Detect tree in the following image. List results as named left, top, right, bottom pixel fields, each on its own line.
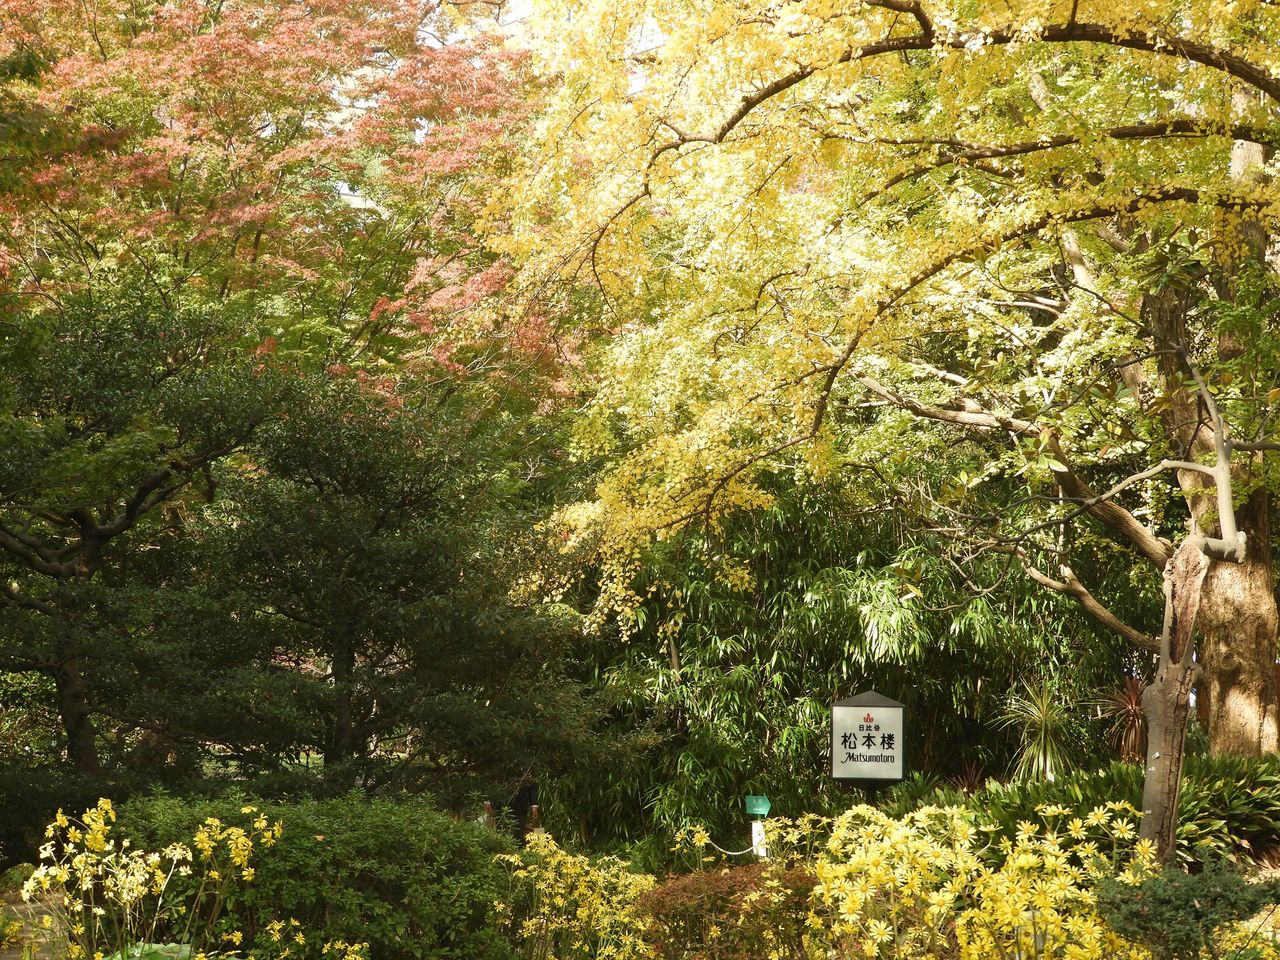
left=0, top=0, right=538, bottom=776
left=508, top=0, right=1280, bottom=859
left=182, top=374, right=597, bottom=799
left=0, top=288, right=292, bottom=775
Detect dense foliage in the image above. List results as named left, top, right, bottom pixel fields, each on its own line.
left=880, top=753, right=1280, bottom=865
left=1097, top=861, right=1280, bottom=960
left=500, top=804, right=1280, bottom=960
left=548, top=476, right=1136, bottom=854
left=3, top=0, right=1280, bottom=894
left=0, top=0, right=590, bottom=822
left=116, top=794, right=515, bottom=960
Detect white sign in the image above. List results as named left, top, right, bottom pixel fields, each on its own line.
left=832, top=693, right=905, bottom=781
left=750, top=820, right=768, bottom=859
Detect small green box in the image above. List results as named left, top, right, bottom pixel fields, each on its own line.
left=744, top=794, right=771, bottom=817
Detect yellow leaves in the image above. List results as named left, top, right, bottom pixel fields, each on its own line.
left=506, top=0, right=1280, bottom=630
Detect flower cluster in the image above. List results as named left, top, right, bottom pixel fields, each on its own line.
left=22, top=800, right=289, bottom=960
left=497, top=832, right=655, bottom=960
left=956, top=804, right=1154, bottom=960
left=808, top=805, right=984, bottom=959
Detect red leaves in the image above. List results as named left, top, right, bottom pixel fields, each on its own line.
left=0, top=0, right=575, bottom=410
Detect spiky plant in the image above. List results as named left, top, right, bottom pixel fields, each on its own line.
left=1097, top=675, right=1147, bottom=763
left=996, top=679, right=1074, bottom=782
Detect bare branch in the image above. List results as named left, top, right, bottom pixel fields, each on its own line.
left=1181, top=354, right=1247, bottom=562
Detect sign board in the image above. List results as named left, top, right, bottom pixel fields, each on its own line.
left=831, top=691, right=905, bottom=782
left=744, top=794, right=771, bottom=817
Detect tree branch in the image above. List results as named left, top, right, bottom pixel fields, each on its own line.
left=991, top=545, right=1157, bottom=651
left=851, top=120, right=1278, bottom=207
left=0, top=580, right=57, bottom=617
left=650, top=13, right=1280, bottom=163
left=854, top=373, right=1173, bottom=566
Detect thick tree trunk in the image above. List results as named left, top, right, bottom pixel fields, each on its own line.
left=52, top=647, right=104, bottom=779
left=1196, top=95, right=1279, bottom=755
left=1197, top=490, right=1280, bottom=755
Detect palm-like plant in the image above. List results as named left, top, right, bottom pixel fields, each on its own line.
left=1097, top=675, right=1147, bottom=763
left=996, top=679, right=1073, bottom=782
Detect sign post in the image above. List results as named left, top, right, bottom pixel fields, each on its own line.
left=831, top=691, right=906, bottom=799
left=744, top=794, right=770, bottom=859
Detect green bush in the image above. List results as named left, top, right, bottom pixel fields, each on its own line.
left=637, top=862, right=816, bottom=960
left=1176, top=755, right=1280, bottom=862
left=117, top=793, right=516, bottom=960
left=1096, top=860, right=1280, bottom=960
left=879, top=771, right=965, bottom=818
left=0, top=766, right=108, bottom=867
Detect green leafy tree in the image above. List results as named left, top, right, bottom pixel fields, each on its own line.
left=176, top=377, right=598, bottom=799
left=0, top=289, right=293, bottom=775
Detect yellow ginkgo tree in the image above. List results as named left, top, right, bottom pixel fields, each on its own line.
left=504, top=0, right=1280, bottom=860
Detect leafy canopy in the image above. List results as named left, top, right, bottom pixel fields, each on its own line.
left=506, top=0, right=1280, bottom=624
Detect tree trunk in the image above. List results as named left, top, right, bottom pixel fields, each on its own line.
left=1195, top=90, right=1278, bottom=755
left=327, top=637, right=356, bottom=769
left=52, top=646, right=104, bottom=779
left=1197, top=489, right=1280, bottom=755
left=1140, top=657, right=1194, bottom=861
left=1139, top=542, right=1210, bottom=863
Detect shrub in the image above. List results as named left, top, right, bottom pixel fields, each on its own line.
left=117, top=793, right=515, bottom=960
left=497, top=832, right=654, bottom=960
left=0, top=766, right=107, bottom=867
left=955, top=816, right=1153, bottom=960
left=637, top=861, right=816, bottom=960
left=22, top=798, right=323, bottom=960
left=807, top=805, right=982, bottom=959
left=887, top=754, right=1280, bottom=865
left=500, top=802, right=1280, bottom=960
left=1096, top=860, right=1280, bottom=960
left=1176, top=756, right=1280, bottom=863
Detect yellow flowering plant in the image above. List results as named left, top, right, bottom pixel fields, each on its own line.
left=956, top=825, right=1154, bottom=960
left=496, top=832, right=655, bottom=960
left=493, top=804, right=1277, bottom=960
left=21, top=799, right=299, bottom=960
left=0, top=913, right=23, bottom=950
left=805, top=805, right=984, bottom=960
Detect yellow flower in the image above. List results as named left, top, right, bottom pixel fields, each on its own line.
left=1110, top=819, right=1136, bottom=841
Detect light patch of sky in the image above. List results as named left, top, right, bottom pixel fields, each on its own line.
left=626, top=17, right=666, bottom=94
